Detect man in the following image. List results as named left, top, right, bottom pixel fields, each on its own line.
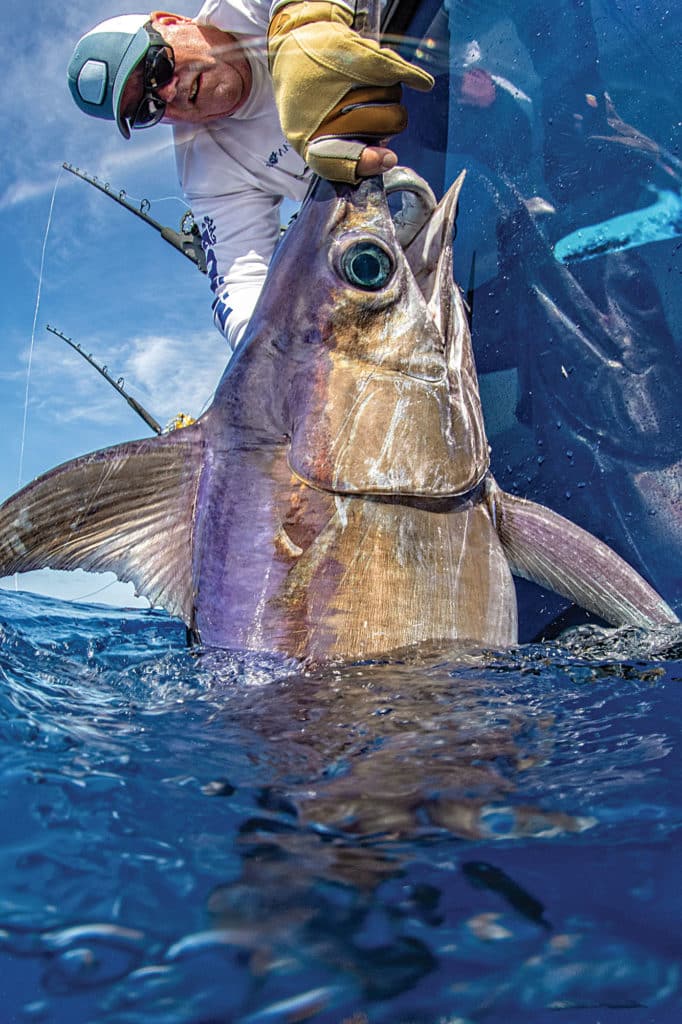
left=67, top=2, right=433, bottom=351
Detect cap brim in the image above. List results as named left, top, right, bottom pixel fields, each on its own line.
left=112, top=25, right=151, bottom=139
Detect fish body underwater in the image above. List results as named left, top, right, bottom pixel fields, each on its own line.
left=0, top=173, right=676, bottom=662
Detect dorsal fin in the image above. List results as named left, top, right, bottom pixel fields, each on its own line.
left=0, top=426, right=205, bottom=622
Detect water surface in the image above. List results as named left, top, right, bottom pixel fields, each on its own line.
left=1, top=590, right=680, bottom=1023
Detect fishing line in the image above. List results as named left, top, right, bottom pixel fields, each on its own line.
left=121, top=192, right=188, bottom=209
left=14, top=166, right=63, bottom=593
left=17, top=165, right=63, bottom=490
left=73, top=577, right=131, bottom=603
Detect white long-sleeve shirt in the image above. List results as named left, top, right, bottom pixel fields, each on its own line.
left=174, top=0, right=355, bottom=351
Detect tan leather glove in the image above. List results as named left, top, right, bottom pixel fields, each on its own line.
left=268, top=1, right=434, bottom=184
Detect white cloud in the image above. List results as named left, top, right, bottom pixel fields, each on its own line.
left=124, top=330, right=229, bottom=421
left=0, top=0, right=194, bottom=215
left=0, top=133, right=179, bottom=212
left=0, top=368, right=26, bottom=383
left=19, top=326, right=228, bottom=431
left=0, top=179, right=60, bottom=210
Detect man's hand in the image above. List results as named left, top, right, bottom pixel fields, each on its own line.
left=357, top=146, right=398, bottom=176
left=267, top=1, right=433, bottom=184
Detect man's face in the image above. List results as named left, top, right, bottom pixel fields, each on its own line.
left=122, top=12, right=252, bottom=126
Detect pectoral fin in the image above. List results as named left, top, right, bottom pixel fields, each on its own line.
left=0, top=426, right=205, bottom=622
left=488, top=481, right=678, bottom=627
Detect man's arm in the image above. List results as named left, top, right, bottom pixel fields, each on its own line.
left=189, top=188, right=284, bottom=352
left=267, top=1, right=434, bottom=183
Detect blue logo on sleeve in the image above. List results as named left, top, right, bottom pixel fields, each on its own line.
left=201, top=215, right=232, bottom=337
left=265, top=141, right=291, bottom=168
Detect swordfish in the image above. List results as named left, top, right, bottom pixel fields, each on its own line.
left=0, top=174, right=676, bottom=661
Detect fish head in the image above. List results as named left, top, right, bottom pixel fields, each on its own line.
left=227, top=172, right=489, bottom=498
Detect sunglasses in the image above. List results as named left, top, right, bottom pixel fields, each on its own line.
left=127, top=25, right=175, bottom=131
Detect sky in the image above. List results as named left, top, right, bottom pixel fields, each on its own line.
left=0, top=0, right=235, bottom=606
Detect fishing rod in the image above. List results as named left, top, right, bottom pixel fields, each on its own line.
left=353, top=0, right=382, bottom=39
left=62, top=162, right=207, bottom=274
left=46, top=324, right=163, bottom=436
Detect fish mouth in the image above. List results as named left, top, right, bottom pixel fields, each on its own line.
left=287, top=458, right=490, bottom=501
left=288, top=465, right=489, bottom=504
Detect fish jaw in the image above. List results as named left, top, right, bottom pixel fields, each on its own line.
left=287, top=359, right=489, bottom=498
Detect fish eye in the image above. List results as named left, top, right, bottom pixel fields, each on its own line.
left=341, top=242, right=393, bottom=291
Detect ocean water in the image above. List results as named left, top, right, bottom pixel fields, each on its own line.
left=1, top=588, right=681, bottom=1023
